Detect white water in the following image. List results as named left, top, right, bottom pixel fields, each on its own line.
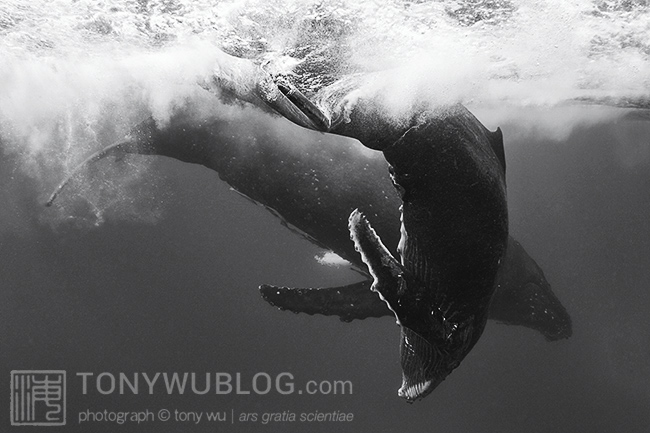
left=0, top=0, right=648, bottom=222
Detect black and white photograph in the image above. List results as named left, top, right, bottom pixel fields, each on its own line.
left=1, top=1, right=649, bottom=431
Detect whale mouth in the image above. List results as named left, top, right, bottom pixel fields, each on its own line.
left=397, top=326, right=445, bottom=402
left=398, top=379, right=433, bottom=402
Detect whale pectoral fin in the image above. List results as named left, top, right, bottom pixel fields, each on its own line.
left=271, top=77, right=331, bottom=131
left=259, top=280, right=392, bottom=322
left=348, top=209, right=441, bottom=401
left=348, top=209, right=405, bottom=321
left=490, top=237, right=572, bottom=341
left=45, top=117, right=159, bottom=207
left=45, top=140, right=131, bottom=207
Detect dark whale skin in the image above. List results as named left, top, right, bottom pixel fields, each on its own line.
left=46, top=99, right=570, bottom=343
left=328, top=102, right=509, bottom=401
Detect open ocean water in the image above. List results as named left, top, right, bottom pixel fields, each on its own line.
left=1, top=1, right=649, bottom=432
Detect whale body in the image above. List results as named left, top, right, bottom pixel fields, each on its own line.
left=318, top=99, right=508, bottom=401
left=46, top=95, right=571, bottom=345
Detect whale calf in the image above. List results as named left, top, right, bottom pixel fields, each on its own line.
left=293, top=95, right=509, bottom=400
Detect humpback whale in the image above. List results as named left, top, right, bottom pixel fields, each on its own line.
left=45, top=60, right=570, bottom=351
left=300, top=96, right=508, bottom=401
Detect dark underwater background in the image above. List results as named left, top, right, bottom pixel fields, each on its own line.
left=2, top=105, right=650, bottom=433
left=1, top=1, right=650, bottom=432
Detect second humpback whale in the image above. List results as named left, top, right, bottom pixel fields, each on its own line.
left=44, top=57, right=571, bottom=396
